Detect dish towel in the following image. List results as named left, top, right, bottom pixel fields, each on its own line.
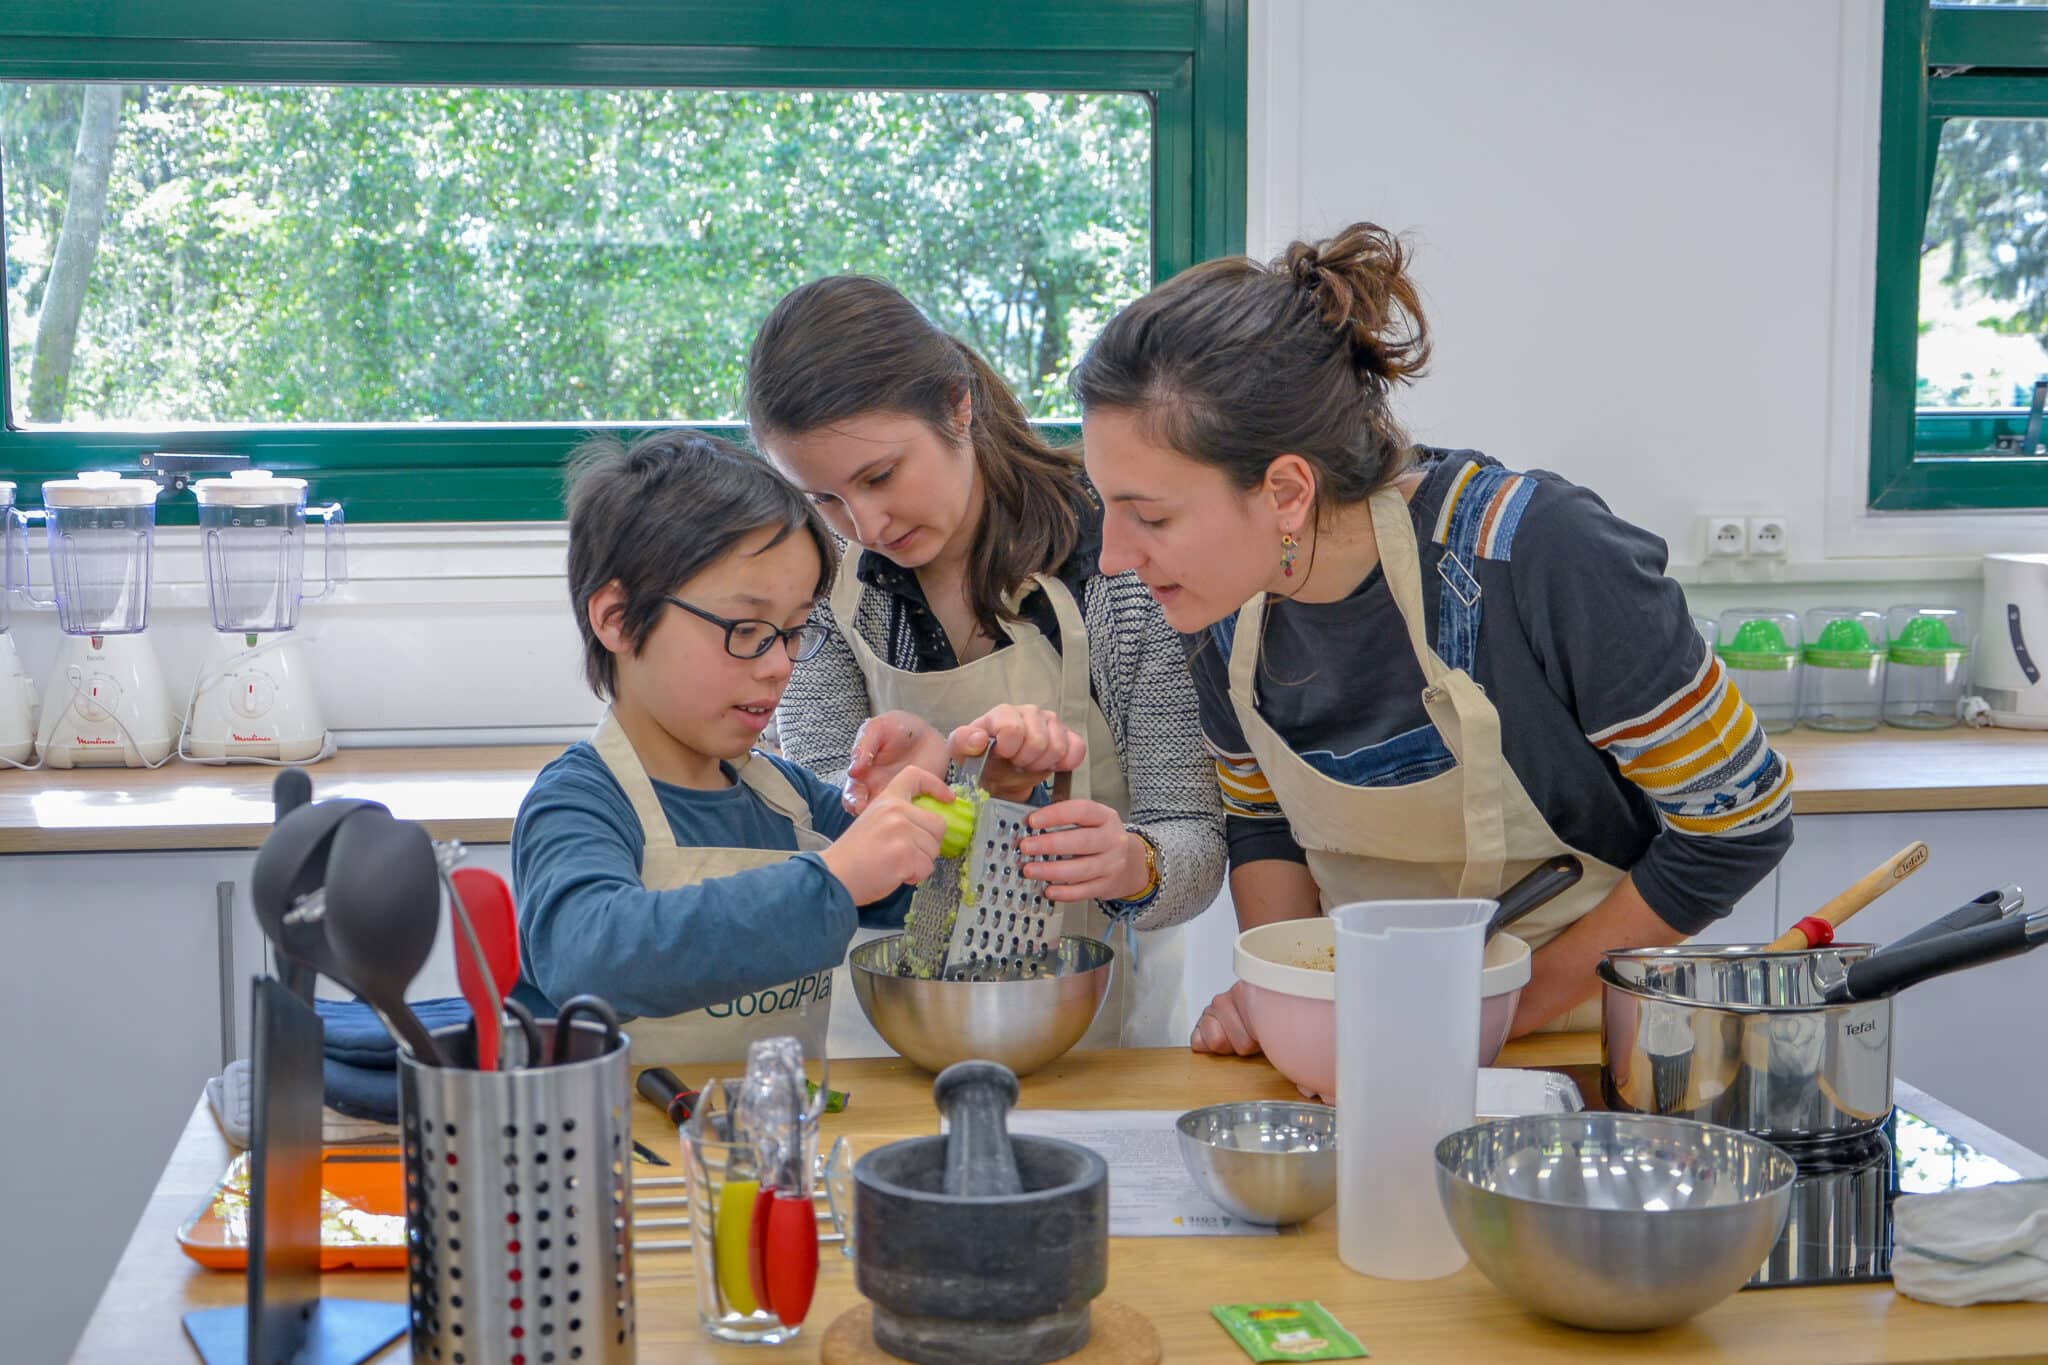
left=1893, top=1178, right=2048, bottom=1307
left=205, top=996, right=473, bottom=1146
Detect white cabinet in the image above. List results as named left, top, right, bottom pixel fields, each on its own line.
left=1775, top=810, right=2048, bottom=1156
left=0, top=840, right=512, bottom=1365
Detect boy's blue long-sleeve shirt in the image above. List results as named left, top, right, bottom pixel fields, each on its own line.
left=511, top=742, right=911, bottom=1019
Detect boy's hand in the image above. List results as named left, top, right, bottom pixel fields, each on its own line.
left=819, top=766, right=953, bottom=904
left=842, top=710, right=947, bottom=814
left=948, top=704, right=1086, bottom=802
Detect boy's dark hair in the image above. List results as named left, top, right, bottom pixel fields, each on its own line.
left=564, top=428, right=837, bottom=700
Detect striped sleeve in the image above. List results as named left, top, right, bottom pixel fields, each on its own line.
left=1588, top=652, right=1794, bottom=838
left=1207, top=739, right=1284, bottom=820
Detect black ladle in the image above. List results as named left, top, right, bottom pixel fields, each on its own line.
left=1485, top=854, right=1585, bottom=942
left=249, top=794, right=387, bottom=1000
left=322, top=806, right=446, bottom=1065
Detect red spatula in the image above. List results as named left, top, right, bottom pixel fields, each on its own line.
left=450, top=868, right=521, bottom=1070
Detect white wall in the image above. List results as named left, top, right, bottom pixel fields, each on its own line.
left=0, top=0, right=2025, bottom=737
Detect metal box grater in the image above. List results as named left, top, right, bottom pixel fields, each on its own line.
left=901, top=794, right=1064, bottom=980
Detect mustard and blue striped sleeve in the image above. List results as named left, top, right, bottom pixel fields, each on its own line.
left=1509, top=480, right=1793, bottom=932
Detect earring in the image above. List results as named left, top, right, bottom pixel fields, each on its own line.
left=1280, top=530, right=1298, bottom=578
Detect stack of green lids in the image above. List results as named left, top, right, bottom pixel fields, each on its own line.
left=1805, top=617, right=1882, bottom=670
left=1890, top=615, right=1968, bottom=667
left=1717, top=618, right=1799, bottom=671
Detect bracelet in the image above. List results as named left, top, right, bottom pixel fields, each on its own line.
left=1105, top=827, right=1162, bottom=911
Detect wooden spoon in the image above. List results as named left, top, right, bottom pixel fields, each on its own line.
left=1765, top=840, right=1930, bottom=951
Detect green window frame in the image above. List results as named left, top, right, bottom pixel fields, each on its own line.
left=0, top=1, right=1247, bottom=522
left=1872, top=0, right=2048, bottom=510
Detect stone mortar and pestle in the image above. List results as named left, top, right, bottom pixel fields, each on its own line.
left=851, top=1061, right=1109, bottom=1365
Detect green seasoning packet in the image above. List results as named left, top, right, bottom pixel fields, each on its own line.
left=1212, top=1302, right=1368, bottom=1361
left=805, top=1078, right=848, bottom=1113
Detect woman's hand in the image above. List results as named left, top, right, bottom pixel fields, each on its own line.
left=1190, top=982, right=1261, bottom=1056
left=948, top=703, right=1086, bottom=802
left=1018, top=800, right=1152, bottom=903
left=841, top=710, right=947, bottom=814
left=818, top=766, right=954, bottom=904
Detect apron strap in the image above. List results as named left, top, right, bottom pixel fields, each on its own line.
left=1029, top=572, right=1094, bottom=806
left=732, top=752, right=832, bottom=852
left=592, top=709, right=681, bottom=857
left=1370, top=486, right=1507, bottom=897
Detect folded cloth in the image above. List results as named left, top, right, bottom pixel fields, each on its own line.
left=316, top=997, right=472, bottom=1070
left=207, top=1058, right=402, bottom=1149
left=1478, top=1067, right=1584, bottom=1118
left=1893, top=1178, right=2048, bottom=1307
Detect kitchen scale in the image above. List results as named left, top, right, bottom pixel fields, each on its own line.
left=1745, top=1106, right=2023, bottom=1289
left=181, top=469, right=345, bottom=763
left=30, top=470, right=175, bottom=768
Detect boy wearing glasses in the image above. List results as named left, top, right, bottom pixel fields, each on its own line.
left=514, top=430, right=1073, bottom=1066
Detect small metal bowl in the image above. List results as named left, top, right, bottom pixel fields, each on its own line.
left=1175, top=1101, right=1338, bottom=1226
left=1435, top=1112, right=1795, bottom=1331
left=847, top=934, right=1113, bottom=1077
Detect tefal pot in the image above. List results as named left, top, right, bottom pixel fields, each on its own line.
left=1600, top=906, right=2048, bottom=1145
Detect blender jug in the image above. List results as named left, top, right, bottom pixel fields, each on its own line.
left=194, top=470, right=346, bottom=632
left=35, top=471, right=160, bottom=635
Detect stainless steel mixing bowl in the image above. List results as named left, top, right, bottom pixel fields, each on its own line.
left=1175, top=1101, right=1337, bottom=1226
left=1435, top=1112, right=1795, bottom=1331
left=847, top=934, right=1113, bottom=1076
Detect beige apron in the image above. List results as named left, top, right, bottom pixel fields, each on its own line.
left=591, top=712, right=838, bottom=1066
left=827, top=561, right=1187, bottom=1049
left=1224, top=487, right=1625, bottom=1034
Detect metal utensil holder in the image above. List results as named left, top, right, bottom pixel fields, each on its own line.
left=399, top=1019, right=635, bottom=1365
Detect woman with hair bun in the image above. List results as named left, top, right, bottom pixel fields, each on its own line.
left=1072, top=223, right=1793, bottom=1070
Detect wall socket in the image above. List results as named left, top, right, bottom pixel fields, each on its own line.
left=1704, top=515, right=1748, bottom=558
left=1747, top=515, right=1789, bottom=557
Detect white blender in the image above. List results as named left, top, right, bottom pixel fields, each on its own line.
left=182, top=469, right=345, bottom=763
left=0, top=482, right=37, bottom=765
left=31, top=470, right=175, bottom=767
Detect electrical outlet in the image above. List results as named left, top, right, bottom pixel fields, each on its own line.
left=1747, top=515, right=1788, bottom=557
left=1704, top=516, right=1748, bottom=559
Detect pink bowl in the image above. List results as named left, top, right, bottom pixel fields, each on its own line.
left=1232, top=919, right=1532, bottom=1100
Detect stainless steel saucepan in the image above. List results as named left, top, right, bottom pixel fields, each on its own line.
left=1599, top=899, right=2048, bottom=1144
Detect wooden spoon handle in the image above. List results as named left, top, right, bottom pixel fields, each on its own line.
left=1767, top=840, right=1930, bottom=951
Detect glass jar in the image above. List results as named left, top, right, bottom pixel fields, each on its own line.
left=1883, top=606, right=1970, bottom=729
left=1800, top=608, right=1885, bottom=731
left=1692, top=614, right=1717, bottom=648
left=1717, top=609, right=1801, bottom=733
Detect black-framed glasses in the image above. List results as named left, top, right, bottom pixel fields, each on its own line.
left=663, top=595, right=828, bottom=662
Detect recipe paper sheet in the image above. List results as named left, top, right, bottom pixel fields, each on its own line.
left=999, top=1110, right=1281, bottom=1238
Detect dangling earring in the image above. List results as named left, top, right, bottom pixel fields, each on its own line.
left=1280, top=530, right=1298, bottom=578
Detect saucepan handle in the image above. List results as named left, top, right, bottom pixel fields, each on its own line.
left=1829, top=911, right=2044, bottom=1003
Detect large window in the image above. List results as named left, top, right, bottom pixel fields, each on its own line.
left=1872, top=0, right=2048, bottom=509
left=0, top=3, right=1246, bottom=521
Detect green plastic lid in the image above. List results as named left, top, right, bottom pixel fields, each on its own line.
left=1717, top=617, right=1799, bottom=671
left=1804, top=617, right=1881, bottom=669
left=1890, top=615, right=1968, bottom=666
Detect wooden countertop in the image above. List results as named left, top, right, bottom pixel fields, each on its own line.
left=8, top=726, right=2048, bottom=855
left=69, top=1039, right=2048, bottom=1364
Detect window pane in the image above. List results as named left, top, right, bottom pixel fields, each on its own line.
left=1, top=83, right=1151, bottom=428
left=1919, top=116, right=2048, bottom=412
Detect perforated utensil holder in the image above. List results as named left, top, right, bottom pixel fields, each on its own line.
left=399, top=1019, right=635, bottom=1365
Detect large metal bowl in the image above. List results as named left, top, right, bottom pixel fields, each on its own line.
left=1175, top=1101, right=1337, bottom=1226
left=1435, top=1112, right=1795, bottom=1331
left=847, top=934, right=1114, bottom=1076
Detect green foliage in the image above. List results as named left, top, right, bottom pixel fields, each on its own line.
left=1923, top=115, right=2048, bottom=353
left=2, top=82, right=1150, bottom=424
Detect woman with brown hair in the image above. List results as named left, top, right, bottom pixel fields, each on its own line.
left=745, top=275, right=1225, bottom=1050
left=1070, top=223, right=1794, bottom=1070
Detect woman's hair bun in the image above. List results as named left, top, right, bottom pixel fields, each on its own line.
left=1280, top=223, right=1430, bottom=387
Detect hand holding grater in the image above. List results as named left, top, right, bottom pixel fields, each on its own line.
left=900, top=746, right=1070, bottom=980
